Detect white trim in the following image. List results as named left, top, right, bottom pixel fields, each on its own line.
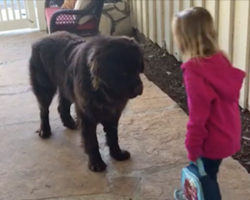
left=0, top=19, right=35, bottom=31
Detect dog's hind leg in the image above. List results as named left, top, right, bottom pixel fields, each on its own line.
left=29, top=52, right=56, bottom=139
left=31, top=77, right=56, bottom=139
left=58, top=92, right=77, bottom=130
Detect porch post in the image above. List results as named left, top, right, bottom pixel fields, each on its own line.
left=36, top=0, right=46, bottom=30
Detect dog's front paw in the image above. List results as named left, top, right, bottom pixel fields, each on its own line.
left=110, top=150, right=131, bottom=161
left=63, top=119, right=77, bottom=130
left=36, top=129, right=52, bottom=139
left=88, top=160, right=107, bottom=172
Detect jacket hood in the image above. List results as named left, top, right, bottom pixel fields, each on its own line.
left=181, top=52, right=246, bottom=102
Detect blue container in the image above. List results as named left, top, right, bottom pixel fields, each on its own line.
left=180, top=158, right=221, bottom=200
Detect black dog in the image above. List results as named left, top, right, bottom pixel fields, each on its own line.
left=29, top=31, right=144, bottom=172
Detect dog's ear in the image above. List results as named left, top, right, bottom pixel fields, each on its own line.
left=119, top=36, right=144, bottom=73
left=87, top=47, right=108, bottom=90
left=123, top=37, right=144, bottom=73
left=88, top=48, right=103, bottom=78
left=140, top=57, right=145, bottom=73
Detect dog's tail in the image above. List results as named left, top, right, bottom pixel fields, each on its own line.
left=29, top=44, right=44, bottom=87
left=29, top=44, right=56, bottom=105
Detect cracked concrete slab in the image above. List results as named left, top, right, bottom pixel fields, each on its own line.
left=0, top=30, right=250, bottom=200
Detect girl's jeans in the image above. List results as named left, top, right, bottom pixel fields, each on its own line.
left=201, top=157, right=223, bottom=200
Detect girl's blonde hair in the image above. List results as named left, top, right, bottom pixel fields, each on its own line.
left=172, top=7, right=220, bottom=61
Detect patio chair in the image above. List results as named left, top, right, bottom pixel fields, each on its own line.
left=44, top=0, right=105, bottom=36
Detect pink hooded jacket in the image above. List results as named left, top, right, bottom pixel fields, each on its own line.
left=181, top=52, right=245, bottom=161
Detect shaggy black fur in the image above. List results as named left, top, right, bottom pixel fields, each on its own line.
left=29, top=31, right=144, bottom=172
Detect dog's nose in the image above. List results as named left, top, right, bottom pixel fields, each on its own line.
left=134, top=83, right=143, bottom=96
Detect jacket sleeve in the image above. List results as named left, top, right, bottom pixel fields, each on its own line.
left=183, top=69, right=213, bottom=161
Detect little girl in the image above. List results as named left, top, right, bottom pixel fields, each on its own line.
left=171, top=7, right=245, bottom=200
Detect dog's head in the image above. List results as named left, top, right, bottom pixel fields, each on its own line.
left=87, top=36, right=144, bottom=99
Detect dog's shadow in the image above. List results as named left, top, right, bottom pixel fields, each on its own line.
left=44, top=125, right=134, bottom=175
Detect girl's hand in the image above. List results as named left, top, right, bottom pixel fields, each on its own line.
left=187, top=152, right=198, bottom=163
left=190, top=160, right=197, bottom=165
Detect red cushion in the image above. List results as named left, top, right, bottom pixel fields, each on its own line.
left=45, top=7, right=61, bottom=28
left=45, top=7, right=97, bottom=31
left=78, top=18, right=97, bottom=30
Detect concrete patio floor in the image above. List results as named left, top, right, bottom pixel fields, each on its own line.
left=1, top=30, right=250, bottom=200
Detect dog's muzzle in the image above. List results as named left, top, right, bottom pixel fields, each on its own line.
left=135, top=83, right=143, bottom=95
left=130, top=83, right=143, bottom=98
